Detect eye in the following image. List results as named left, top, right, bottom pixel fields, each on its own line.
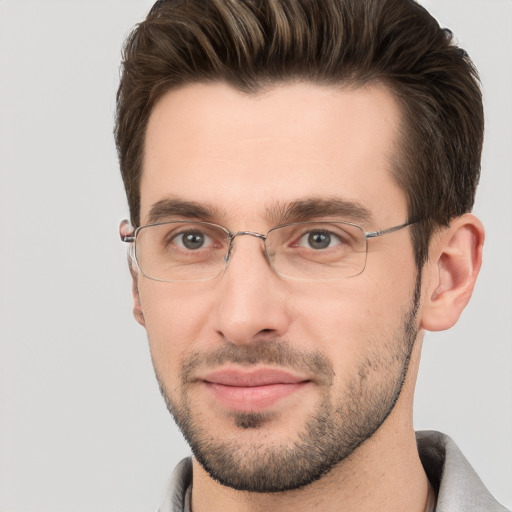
left=298, top=230, right=342, bottom=250
left=172, top=230, right=213, bottom=250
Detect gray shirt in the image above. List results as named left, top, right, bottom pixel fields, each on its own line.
left=157, top=431, right=510, bottom=512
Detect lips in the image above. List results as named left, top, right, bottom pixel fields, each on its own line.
left=200, top=368, right=311, bottom=412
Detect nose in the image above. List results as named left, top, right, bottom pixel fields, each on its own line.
left=213, top=234, right=291, bottom=345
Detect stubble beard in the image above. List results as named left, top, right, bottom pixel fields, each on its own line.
left=154, top=281, right=421, bottom=493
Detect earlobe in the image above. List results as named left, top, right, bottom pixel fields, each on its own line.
left=420, top=214, right=484, bottom=332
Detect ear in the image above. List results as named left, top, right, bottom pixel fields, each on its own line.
left=420, top=214, right=484, bottom=331
left=130, top=268, right=146, bottom=327
left=120, top=220, right=146, bottom=327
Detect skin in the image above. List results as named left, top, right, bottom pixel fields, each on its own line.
left=122, top=82, right=484, bottom=511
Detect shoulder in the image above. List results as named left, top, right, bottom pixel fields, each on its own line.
left=157, top=457, right=193, bottom=512
left=416, top=431, right=510, bottom=512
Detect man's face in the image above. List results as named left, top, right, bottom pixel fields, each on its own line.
left=136, top=82, right=421, bottom=492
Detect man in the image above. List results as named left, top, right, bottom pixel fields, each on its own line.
left=115, top=0, right=509, bottom=510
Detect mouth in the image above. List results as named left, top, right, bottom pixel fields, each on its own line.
left=200, top=367, right=312, bottom=412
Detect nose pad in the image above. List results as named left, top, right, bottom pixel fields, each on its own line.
left=223, top=231, right=269, bottom=268
left=224, top=237, right=235, bottom=264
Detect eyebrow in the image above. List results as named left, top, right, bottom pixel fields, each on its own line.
left=268, top=197, right=375, bottom=226
left=146, top=198, right=220, bottom=225
left=145, top=196, right=374, bottom=227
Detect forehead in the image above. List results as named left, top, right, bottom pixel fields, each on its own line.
left=141, top=82, right=407, bottom=227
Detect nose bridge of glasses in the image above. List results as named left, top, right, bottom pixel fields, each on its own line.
left=225, top=230, right=268, bottom=263
left=232, top=230, right=267, bottom=241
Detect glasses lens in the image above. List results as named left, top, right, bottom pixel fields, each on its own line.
left=266, top=222, right=367, bottom=279
left=135, top=222, right=230, bottom=281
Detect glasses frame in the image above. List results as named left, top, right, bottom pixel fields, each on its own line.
left=121, top=219, right=419, bottom=282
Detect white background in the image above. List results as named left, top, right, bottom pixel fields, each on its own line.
left=0, top=1, right=510, bottom=510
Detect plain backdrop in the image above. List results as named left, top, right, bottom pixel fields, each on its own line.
left=0, top=1, right=510, bottom=511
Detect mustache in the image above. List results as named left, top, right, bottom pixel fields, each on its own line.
left=180, top=340, right=335, bottom=385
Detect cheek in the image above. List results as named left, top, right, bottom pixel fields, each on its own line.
left=289, top=272, right=416, bottom=368
left=138, top=282, right=213, bottom=377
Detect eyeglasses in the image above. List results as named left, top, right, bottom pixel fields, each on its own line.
left=121, top=219, right=417, bottom=282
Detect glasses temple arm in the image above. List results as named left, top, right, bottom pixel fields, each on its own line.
left=365, top=219, right=419, bottom=239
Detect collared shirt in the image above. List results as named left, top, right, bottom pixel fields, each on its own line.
left=157, top=431, right=510, bottom=512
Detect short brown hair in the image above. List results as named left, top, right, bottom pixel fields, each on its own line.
left=115, top=0, right=483, bottom=266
